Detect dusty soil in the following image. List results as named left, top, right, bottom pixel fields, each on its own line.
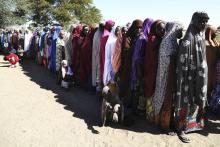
left=0, top=55, right=219, bottom=147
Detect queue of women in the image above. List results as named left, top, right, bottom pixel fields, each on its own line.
left=1, top=11, right=219, bottom=143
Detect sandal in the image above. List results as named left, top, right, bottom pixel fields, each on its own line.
left=178, top=132, right=190, bottom=143
left=167, top=131, right=177, bottom=136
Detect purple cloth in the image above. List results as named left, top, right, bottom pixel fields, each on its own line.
left=143, top=18, right=154, bottom=39
left=210, top=60, right=220, bottom=113
left=131, top=18, right=154, bottom=90
left=210, top=83, right=220, bottom=113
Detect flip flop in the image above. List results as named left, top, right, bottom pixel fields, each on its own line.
left=178, top=132, right=190, bottom=143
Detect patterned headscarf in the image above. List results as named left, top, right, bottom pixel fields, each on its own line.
left=185, top=11, right=209, bottom=37
left=175, top=12, right=209, bottom=111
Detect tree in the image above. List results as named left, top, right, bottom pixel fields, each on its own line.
left=52, top=2, right=75, bottom=27
left=69, top=0, right=102, bottom=24
left=0, top=0, right=102, bottom=28
left=78, top=6, right=102, bottom=25
left=0, top=0, right=14, bottom=27
left=12, top=0, right=32, bottom=25
left=29, top=0, right=52, bottom=27
left=30, top=0, right=102, bottom=27
left=0, top=0, right=31, bottom=28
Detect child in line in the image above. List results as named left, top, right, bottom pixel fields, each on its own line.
left=60, top=60, right=74, bottom=89
left=3, top=52, right=20, bottom=68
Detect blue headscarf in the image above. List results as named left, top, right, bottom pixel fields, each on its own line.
left=50, top=26, right=62, bottom=72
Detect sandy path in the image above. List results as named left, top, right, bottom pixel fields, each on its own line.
left=0, top=55, right=219, bottom=147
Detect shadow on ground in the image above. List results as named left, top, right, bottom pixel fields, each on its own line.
left=19, top=58, right=220, bottom=135
left=0, top=65, right=10, bottom=67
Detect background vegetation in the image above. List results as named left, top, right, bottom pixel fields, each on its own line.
left=0, top=0, right=102, bottom=28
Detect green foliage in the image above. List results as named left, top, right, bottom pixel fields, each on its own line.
left=29, top=0, right=52, bottom=26
left=0, top=0, right=32, bottom=27
left=0, top=0, right=13, bottom=27
left=13, top=0, right=32, bottom=25
left=30, top=0, right=102, bottom=27
left=78, top=6, right=102, bottom=25
left=52, top=6, right=72, bottom=27
left=0, top=0, right=102, bottom=28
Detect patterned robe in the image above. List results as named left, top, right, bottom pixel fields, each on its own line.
left=175, top=24, right=208, bottom=133
left=153, top=22, right=183, bottom=129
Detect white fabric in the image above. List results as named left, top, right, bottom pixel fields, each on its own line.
left=66, top=67, right=73, bottom=75
left=61, top=80, right=69, bottom=88
left=62, top=60, right=68, bottom=67
left=24, top=32, right=32, bottom=51
left=103, top=28, right=117, bottom=86
left=64, top=28, right=73, bottom=68
left=103, top=85, right=110, bottom=94
left=62, top=66, right=73, bottom=78
left=92, top=29, right=102, bottom=86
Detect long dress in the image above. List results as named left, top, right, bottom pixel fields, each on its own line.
left=72, top=26, right=83, bottom=84
left=103, top=28, right=117, bottom=86
left=210, top=59, right=220, bottom=113
left=64, top=27, right=74, bottom=66
left=11, top=32, right=19, bottom=51
left=79, top=28, right=95, bottom=87
left=206, top=44, right=218, bottom=100
left=92, top=28, right=102, bottom=87
left=153, top=22, right=183, bottom=128
left=56, top=38, right=65, bottom=72
left=131, top=18, right=154, bottom=112
left=205, top=26, right=220, bottom=101
left=114, top=19, right=143, bottom=110
left=144, top=35, right=160, bottom=121
left=100, top=29, right=111, bottom=85
left=24, top=31, right=32, bottom=52
left=175, top=24, right=208, bottom=133
left=50, top=27, right=61, bottom=73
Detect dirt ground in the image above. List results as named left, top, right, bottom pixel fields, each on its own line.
left=0, top=55, right=219, bottom=147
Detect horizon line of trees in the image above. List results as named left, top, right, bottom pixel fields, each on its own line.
left=0, top=0, right=102, bottom=28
